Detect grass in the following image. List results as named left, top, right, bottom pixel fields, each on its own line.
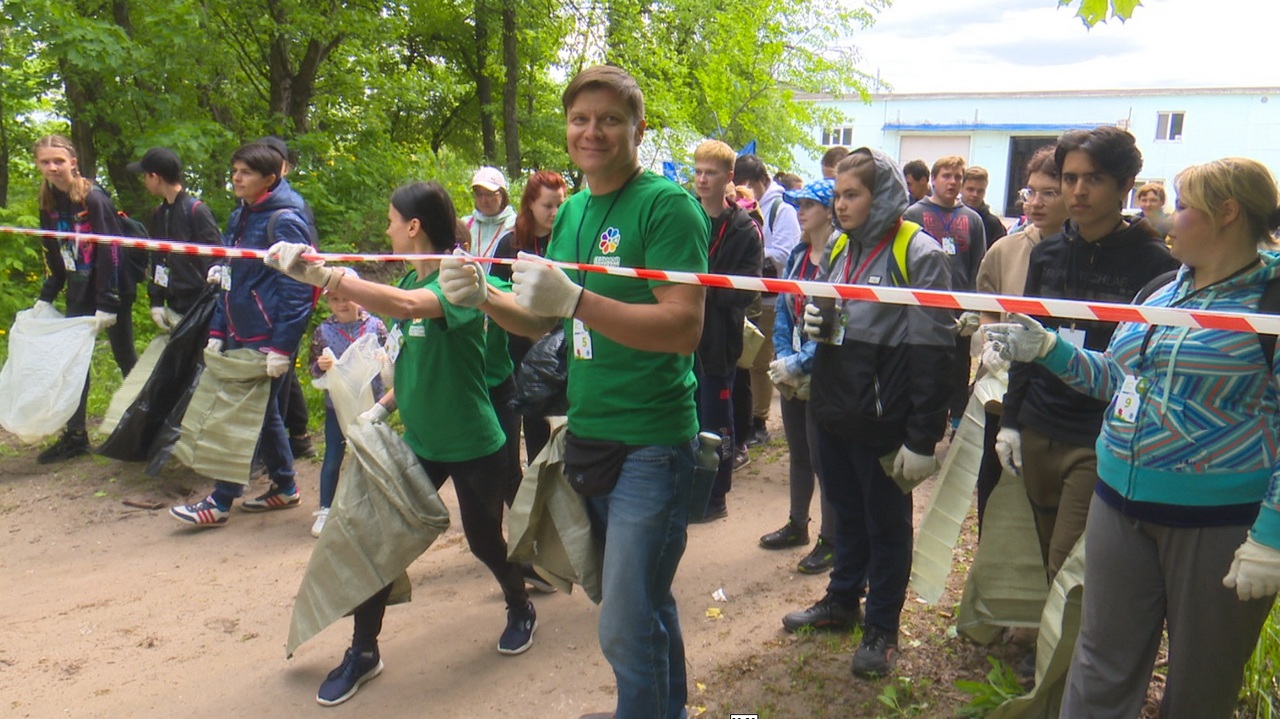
left=1241, top=601, right=1280, bottom=719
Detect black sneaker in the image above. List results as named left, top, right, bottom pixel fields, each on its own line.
left=690, top=502, right=728, bottom=524
left=760, top=519, right=809, bottom=549
left=851, top=625, right=900, bottom=678
left=290, top=434, right=316, bottom=459
left=746, top=426, right=771, bottom=447
left=498, top=600, right=537, bottom=655
left=782, top=595, right=860, bottom=633
left=37, top=430, right=90, bottom=464
left=316, top=648, right=383, bottom=706
left=1017, top=649, right=1037, bottom=679
left=797, top=536, right=835, bottom=574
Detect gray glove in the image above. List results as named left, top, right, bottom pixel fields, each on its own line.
left=983, top=313, right=1056, bottom=362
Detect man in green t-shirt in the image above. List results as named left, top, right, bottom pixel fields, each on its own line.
left=440, top=65, right=709, bottom=719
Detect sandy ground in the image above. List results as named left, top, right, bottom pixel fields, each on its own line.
left=0, top=407, right=968, bottom=719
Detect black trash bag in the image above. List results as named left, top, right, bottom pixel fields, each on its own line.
left=513, top=325, right=568, bottom=418
left=97, top=289, right=218, bottom=464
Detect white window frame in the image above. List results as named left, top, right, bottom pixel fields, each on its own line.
left=1155, top=111, right=1185, bottom=142
left=822, top=126, right=854, bottom=147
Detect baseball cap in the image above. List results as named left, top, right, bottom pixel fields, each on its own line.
left=126, top=147, right=182, bottom=182
left=471, top=166, right=508, bottom=192
left=783, top=177, right=835, bottom=208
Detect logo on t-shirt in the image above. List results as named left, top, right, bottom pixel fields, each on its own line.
left=598, top=227, right=620, bottom=254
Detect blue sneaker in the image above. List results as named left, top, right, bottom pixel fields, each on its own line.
left=241, top=484, right=301, bottom=512
left=316, top=648, right=383, bottom=706
left=497, top=600, right=536, bottom=655
left=170, top=497, right=230, bottom=527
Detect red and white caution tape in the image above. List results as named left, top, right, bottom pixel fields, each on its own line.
left=7, top=225, right=1280, bottom=335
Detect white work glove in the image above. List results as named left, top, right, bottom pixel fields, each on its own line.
left=33, top=299, right=55, bottom=313
left=983, top=313, right=1057, bottom=362
left=206, top=265, right=225, bottom=286
left=265, top=351, right=291, bottom=378
left=94, top=310, right=117, bottom=330
left=439, top=248, right=488, bottom=307
left=995, top=427, right=1023, bottom=476
left=206, top=338, right=224, bottom=354
left=264, top=241, right=342, bottom=291
left=893, top=446, right=938, bottom=483
left=1223, top=537, right=1280, bottom=601
left=980, top=343, right=1010, bottom=377
left=359, top=403, right=390, bottom=425
left=511, top=251, right=583, bottom=318
left=151, top=307, right=173, bottom=332
left=955, top=311, right=981, bottom=338
left=768, top=358, right=800, bottom=386
left=802, top=303, right=823, bottom=340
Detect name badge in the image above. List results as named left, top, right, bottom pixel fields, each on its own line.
left=387, top=326, right=403, bottom=363
left=153, top=264, right=170, bottom=288
left=942, top=237, right=957, bottom=255
left=792, top=324, right=803, bottom=353
left=408, top=320, right=426, bottom=337
left=572, top=318, right=593, bottom=360
left=1113, top=374, right=1147, bottom=423
left=220, top=265, right=232, bottom=291
left=60, top=244, right=77, bottom=272
left=1058, top=327, right=1087, bottom=349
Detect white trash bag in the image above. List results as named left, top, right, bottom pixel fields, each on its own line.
left=312, top=332, right=386, bottom=431
left=0, top=304, right=99, bottom=443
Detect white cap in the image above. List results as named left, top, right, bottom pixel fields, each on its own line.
left=471, top=166, right=507, bottom=192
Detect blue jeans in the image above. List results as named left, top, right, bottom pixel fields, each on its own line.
left=319, top=406, right=345, bottom=508
left=816, top=428, right=912, bottom=633
left=587, top=440, right=695, bottom=719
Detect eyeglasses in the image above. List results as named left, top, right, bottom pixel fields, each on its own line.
left=1019, top=187, right=1062, bottom=203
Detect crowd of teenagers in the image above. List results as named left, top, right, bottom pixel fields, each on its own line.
left=24, top=63, right=1280, bottom=718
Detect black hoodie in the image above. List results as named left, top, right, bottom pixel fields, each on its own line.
left=1002, top=216, right=1179, bottom=445
left=696, top=201, right=763, bottom=375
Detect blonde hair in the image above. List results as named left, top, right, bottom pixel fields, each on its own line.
left=1136, top=182, right=1166, bottom=205
left=34, top=134, right=92, bottom=211
left=693, top=139, right=736, bottom=173
left=931, top=155, right=966, bottom=178
left=1174, top=158, right=1280, bottom=239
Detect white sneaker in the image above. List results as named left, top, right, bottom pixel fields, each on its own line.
left=311, top=508, right=329, bottom=538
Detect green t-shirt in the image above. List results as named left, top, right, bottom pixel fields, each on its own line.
left=546, top=170, right=710, bottom=445
left=392, top=269, right=504, bottom=462
left=482, top=274, right=514, bottom=388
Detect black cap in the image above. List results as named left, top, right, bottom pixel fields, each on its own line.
left=127, top=147, right=182, bottom=183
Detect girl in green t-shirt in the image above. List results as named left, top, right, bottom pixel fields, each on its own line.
left=277, top=181, right=537, bottom=707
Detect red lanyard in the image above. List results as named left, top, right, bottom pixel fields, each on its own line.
left=792, top=252, right=820, bottom=318
left=843, top=221, right=901, bottom=285
left=708, top=201, right=732, bottom=259
left=333, top=320, right=367, bottom=344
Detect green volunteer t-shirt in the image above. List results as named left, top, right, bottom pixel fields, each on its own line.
left=546, top=170, right=710, bottom=445
left=392, top=269, right=504, bottom=462
left=483, top=274, right=514, bottom=388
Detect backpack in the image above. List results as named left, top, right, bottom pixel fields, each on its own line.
left=826, top=220, right=920, bottom=287
left=115, top=210, right=151, bottom=289
left=1134, top=269, right=1280, bottom=370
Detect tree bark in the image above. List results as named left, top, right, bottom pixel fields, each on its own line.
left=501, top=0, right=520, bottom=178
left=0, top=94, right=9, bottom=207
left=474, top=0, right=497, bottom=164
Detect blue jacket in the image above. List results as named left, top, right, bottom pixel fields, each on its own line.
left=772, top=237, right=830, bottom=376
left=208, top=178, right=317, bottom=355
left=1041, top=252, right=1280, bottom=550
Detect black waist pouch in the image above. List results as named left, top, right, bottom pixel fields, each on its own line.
left=563, top=431, right=637, bottom=497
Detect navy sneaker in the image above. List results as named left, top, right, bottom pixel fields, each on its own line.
left=498, top=600, right=537, bottom=655
left=316, top=648, right=383, bottom=706
left=241, top=484, right=301, bottom=512
left=170, top=496, right=230, bottom=527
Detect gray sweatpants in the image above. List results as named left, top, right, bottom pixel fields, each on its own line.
left=1061, top=495, right=1276, bottom=719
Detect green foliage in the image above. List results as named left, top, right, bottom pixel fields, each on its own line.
left=1240, top=600, right=1279, bottom=719
left=877, top=676, right=933, bottom=717
left=954, top=657, right=1027, bottom=718
left=1058, top=0, right=1142, bottom=27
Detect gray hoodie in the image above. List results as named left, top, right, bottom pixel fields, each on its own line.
left=809, top=147, right=956, bottom=455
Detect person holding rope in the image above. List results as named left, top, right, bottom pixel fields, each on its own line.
left=264, top=180, right=538, bottom=705
left=31, top=134, right=134, bottom=464
left=985, top=157, right=1280, bottom=718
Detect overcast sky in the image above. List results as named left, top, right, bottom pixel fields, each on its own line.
left=849, top=0, right=1278, bottom=94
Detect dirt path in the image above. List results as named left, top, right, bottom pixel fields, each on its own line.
left=0, top=416, right=1002, bottom=719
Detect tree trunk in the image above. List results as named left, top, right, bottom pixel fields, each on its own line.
left=474, top=0, right=496, bottom=164
left=60, top=63, right=99, bottom=182
left=0, top=95, right=9, bottom=208
left=501, top=0, right=520, bottom=178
